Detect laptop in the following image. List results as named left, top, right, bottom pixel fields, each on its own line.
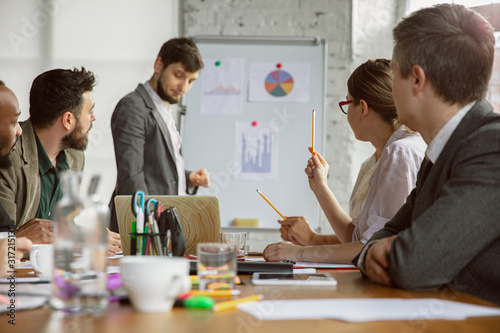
left=114, top=195, right=221, bottom=255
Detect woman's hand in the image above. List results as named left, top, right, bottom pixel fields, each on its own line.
left=305, top=147, right=329, bottom=192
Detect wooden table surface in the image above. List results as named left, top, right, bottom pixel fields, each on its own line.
left=2, top=265, right=500, bottom=333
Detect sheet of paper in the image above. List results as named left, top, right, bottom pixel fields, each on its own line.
left=0, top=294, right=47, bottom=313
left=238, top=298, right=500, bottom=322
left=293, top=269, right=316, bottom=274
left=248, top=63, right=310, bottom=103
left=294, top=262, right=357, bottom=269
left=200, top=58, right=244, bottom=114
left=0, top=282, right=51, bottom=296
left=244, top=257, right=266, bottom=262
left=0, top=276, right=50, bottom=284
left=233, top=121, right=279, bottom=180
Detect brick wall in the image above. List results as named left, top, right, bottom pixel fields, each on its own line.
left=182, top=0, right=403, bottom=233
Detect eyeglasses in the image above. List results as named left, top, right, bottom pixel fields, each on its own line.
left=339, top=100, right=354, bottom=114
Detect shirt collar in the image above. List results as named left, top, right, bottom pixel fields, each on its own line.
left=144, top=81, right=172, bottom=113
left=425, top=101, right=476, bottom=163
left=34, top=132, right=69, bottom=174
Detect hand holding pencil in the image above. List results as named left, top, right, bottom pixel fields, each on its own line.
left=305, top=148, right=329, bottom=191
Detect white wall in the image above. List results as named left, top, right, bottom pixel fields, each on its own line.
left=0, top=0, right=180, bottom=202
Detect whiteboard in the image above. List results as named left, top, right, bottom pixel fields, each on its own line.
left=182, top=36, right=326, bottom=229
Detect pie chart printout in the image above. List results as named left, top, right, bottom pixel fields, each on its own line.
left=264, top=70, right=294, bottom=97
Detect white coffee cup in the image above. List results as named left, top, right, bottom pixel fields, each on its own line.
left=29, top=244, right=54, bottom=278
left=119, top=256, right=191, bottom=312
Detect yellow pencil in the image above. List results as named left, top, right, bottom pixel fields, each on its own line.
left=213, top=294, right=263, bottom=312
left=256, top=189, right=287, bottom=220
left=312, top=109, right=315, bottom=154
left=190, top=290, right=242, bottom=297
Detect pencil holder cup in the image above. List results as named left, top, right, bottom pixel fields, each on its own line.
left=129, top=232, right=169, bottom=256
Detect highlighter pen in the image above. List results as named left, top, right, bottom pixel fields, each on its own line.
left=256, top=189, right=287, bottom=220
left=130, top=221, right=137, bottom=255
left=311, top=109, right=315, bottom=154
left=189, top=290, right=242, bottom=297
left=213, top=294, right=263, bottom=312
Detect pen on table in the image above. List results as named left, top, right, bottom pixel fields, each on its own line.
left=312, top=109, right=315, bottom=154
left=256, top=189, right=287, bottom=220
left=189, top=290, right=242, bottom=297
left=213, top=294, right=264, bottom=312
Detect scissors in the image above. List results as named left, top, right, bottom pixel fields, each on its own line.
left=145, top=198, right=157, bottom=218
left=131, top=191, right=145, bottom=218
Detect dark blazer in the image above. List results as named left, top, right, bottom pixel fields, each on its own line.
left=354, top=99, right=500, bottom=305
left=109, top=84, right=196, bottom=232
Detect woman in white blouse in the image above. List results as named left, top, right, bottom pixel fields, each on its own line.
left=263, top=59, right=427, bottom=264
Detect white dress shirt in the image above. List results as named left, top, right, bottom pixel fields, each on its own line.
left=145, top=82, right=187, bottom=195
left=351, top=126, right=427, bottom=243
left=349, top=153, right=378, bottom=219
left=425, top=101, right=475, bottom=163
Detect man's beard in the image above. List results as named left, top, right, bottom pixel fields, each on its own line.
left=0, top=139, right=17, bottom=169
left=156, top=71, right=179, bottom=104
left=61, top=119, right=90, bottom=151
left=0, top=153, right=12, bottom=169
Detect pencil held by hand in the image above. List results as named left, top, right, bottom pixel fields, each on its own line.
left=311, top=109, right=315, bottom=154
left=256, top=189, right=287, bottom=220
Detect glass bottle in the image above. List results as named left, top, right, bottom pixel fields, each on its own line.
left=50, top=171, right=108, bottom=316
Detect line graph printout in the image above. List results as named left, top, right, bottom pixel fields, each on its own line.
left=201, top=58, right=244, bottom=114
left=233, top=121, right=278, bottom=180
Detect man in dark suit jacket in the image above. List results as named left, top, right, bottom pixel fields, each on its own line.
left=354, top=4, right=500, bottom=305
left=109, top=38, right=210, bottom=232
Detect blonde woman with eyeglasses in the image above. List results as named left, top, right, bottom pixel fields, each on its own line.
left=264, top=58, right=427, bottom=264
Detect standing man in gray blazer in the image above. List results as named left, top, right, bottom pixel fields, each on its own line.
left=354, top=4, right=500, bottom=305
left=109, top=38, right=210, bottom=232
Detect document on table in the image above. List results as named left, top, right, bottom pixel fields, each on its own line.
left=237, top=298, right=500, bottom=322
left=294, top=262, right=357, bottom=269
left=245, top=257, right=356, bottom=269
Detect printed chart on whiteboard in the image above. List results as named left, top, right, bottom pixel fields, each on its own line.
left=200, top=58, right=244, bottom=114
left=248, top=62, right=310, bottom=103
left=233, top=121, right=278, bottom=180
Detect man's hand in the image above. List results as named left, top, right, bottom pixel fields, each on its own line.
left=263, top=242, right=303, bottom=262
left=16, top=218, right=53, bottom=244
left=364, top=235, right=397, bottom=286
left=279, top=216, right=318, bottom=246
left=189, top=168, right=210, bottom=187
left=107, top=229, right=122, bottom=257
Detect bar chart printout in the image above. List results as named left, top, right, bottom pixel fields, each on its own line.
left=234, top=121, right=278, bottom=180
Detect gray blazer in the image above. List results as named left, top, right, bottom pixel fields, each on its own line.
left=354, top=99, right=500, bottom=305
left=109, top=84, right=196, bottom=231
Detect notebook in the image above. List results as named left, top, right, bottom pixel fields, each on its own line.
left=113, top=195, right=222, bottom=255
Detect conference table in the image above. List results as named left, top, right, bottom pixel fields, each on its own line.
left=2, top=261, right=500, bottom=333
